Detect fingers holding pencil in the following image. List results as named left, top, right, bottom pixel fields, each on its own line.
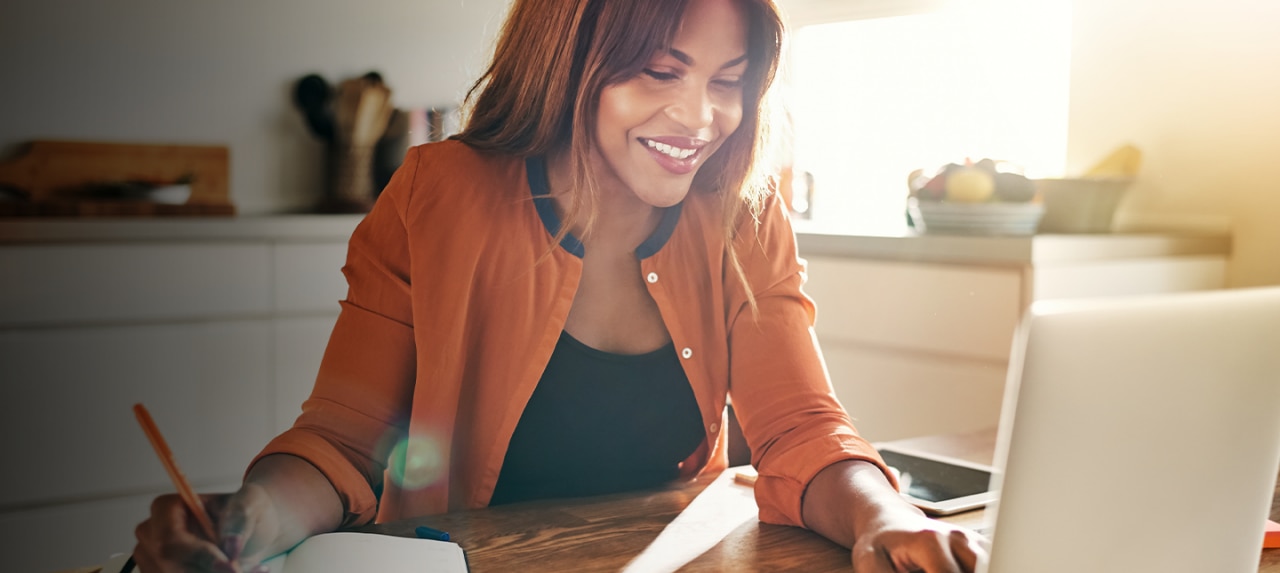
left=133, top=493, right=238, bottom=572
left=134, top=491, right=278, bottom=573
left=131, top=404, right=274, bottom=573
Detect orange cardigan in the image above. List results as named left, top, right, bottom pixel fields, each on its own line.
left=252, top=140, right=893, bottom=528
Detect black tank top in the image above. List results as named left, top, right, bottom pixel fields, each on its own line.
left=489, top=330, right=705, bottom=505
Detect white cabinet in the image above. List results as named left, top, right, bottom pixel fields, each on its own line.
left=0, top=243, right=272, bottom=325
left=798, top=233, right=1230, bottom=442
left=0, top=320, right=273, bottom=506
left=804, top=258, right=1021, bottom=442
left=0, top=216, right=360, bottom=573
left=273, top=316, right=340, bottom=433
left=807, top=259, right=1024, bottom=361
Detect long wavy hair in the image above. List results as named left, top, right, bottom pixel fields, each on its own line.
left=456, top=0, right=785, bottom=300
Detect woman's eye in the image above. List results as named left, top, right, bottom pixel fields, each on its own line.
left=713, top=77, right=744, bottom=89
left=643, top=69, right=679, bottom=81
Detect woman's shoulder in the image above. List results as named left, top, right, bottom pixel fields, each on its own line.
left=392, top=140, right=529, bottom=212
left=409, top=140, right=525, bottom=182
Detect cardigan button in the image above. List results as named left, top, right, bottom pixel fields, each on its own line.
left=681, top=347, right=693, bottom=359
left=646, top=272, right=659, bottom=283
left=709, top=422, right=720, bottom=433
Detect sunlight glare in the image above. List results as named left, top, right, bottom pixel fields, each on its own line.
left=789, top=0, right=1072, bottom=233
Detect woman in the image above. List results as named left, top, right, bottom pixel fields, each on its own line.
left=134, top=0, right=988, bottom=571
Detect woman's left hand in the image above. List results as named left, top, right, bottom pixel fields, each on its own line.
left=801, top=460, right=990, bottom=572
left=848, top=505, right=989, bottom=573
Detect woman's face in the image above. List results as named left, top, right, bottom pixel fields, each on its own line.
left=592, top=0, right=748, bottom=208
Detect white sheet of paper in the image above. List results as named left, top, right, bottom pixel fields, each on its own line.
left=264, top=532, right=467, bottom=573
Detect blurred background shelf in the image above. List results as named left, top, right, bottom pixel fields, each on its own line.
left=0, top=141, right=234, bottom=218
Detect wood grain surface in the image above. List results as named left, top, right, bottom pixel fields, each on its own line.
left=362, top=428, right=1280, bottom=573
left=61, top=431, right=1280, bottom=573
left=363, top=471, right=852, bottom=573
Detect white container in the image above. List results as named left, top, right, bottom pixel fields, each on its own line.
left=1034, top=178, right=1133, bottom=233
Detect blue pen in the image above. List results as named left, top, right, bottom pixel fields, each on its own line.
left=415, top=525, right=451, bottom=542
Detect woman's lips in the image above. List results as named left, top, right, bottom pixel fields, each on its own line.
left=640, top=137, right=708, bottom=175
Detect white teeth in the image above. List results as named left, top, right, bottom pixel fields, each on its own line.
left=646, top=139, right=696, bottom=160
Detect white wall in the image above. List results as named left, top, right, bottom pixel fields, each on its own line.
left=4, top=0, right=1275, bottom=285
left=0, top=0, right=511, bottom=214
left=1067, top=0, right=1280, bottom=287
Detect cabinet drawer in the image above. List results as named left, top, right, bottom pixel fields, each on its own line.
left=0, top=243, right=271, bottom=326
left=0, top=487, right=235, bottom=573
left=274, top=316, right=339, bottom=433
left=1, top=492, right=150, bottom=573
left=272, top=242, right=349, bottom=314
left=1033, top=255, right=1227, bottom=300
left=823, top=340, right=1008, bottom=442
left=0, top=320, right=273, bottom=507
left=804, top=256, right=1023, bottom=361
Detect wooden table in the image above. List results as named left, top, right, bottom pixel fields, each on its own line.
left=363, top=428, right=1280, bottom=572
left=363, top=469, right=849, bottom=572
left=360, top=428, right=1279, bottom=572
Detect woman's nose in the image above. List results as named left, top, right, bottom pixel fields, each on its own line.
left=665, top=84, right=715, bottom=130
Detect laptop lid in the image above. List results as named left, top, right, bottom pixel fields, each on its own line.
left=982, top=287, right=1280, bottom=573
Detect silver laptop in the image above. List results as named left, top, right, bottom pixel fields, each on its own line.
left=981, top=287, right=1280, bottom=573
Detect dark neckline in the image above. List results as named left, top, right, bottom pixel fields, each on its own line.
left=525, top=156, right=683, bottom=260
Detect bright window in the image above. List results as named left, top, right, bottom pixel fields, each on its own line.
left=782, top=0, right=1073, bottom=234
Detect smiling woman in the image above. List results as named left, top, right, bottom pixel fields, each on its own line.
left=129, top=1, right=986, bottom=572
left=590, top=0, right=748, bottom=208
left=459, top=0, right=782, bottom=259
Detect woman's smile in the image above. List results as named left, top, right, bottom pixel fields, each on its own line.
left=639, top=136, right=708, bottom=175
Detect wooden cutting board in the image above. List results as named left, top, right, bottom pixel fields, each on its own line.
left=0, top=140, right=234, bottom=217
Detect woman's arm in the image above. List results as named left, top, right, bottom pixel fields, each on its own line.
left=802, top=460, right=987, bottom=573
left=134, top=150, right=424, bottom=572
left=723, top=195, right=986, bottom=571
left=232, top=454, right=346, bottom=558
left=131, top=455, right=344, bottom=572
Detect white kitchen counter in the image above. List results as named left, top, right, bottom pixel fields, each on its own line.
left=797, top=231, right=1230, bottom=264
left=0, top=215, right=1232, bottom=263
left=0, top=215, right=366, bottom=243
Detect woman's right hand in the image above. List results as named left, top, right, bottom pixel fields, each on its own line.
left=133, top=483, right=281, bottom=573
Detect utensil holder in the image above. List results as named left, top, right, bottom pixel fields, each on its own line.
left=323, top=143, right=377, bottom=213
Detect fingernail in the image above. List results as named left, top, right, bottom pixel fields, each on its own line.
left=250, top=564, right=270, bottom=573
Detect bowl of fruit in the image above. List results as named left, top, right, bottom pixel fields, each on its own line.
left=907, top=159, right=1044, bottom=236
left=1031, top=145, right=1142, bottom=233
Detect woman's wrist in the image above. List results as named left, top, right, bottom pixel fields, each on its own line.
left=802, top=459, right=923, bottom=548
left=243, top=454, right=345, bottom=555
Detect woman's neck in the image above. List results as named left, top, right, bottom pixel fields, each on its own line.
left=544, top=150, right=664, bottom=254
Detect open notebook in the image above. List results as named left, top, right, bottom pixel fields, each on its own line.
left=103, top=532, right=468, bottom=573
left=261, top=532, right=467, bottom=573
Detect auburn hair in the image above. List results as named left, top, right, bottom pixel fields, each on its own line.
left=456, top=0, right=785, bottom=302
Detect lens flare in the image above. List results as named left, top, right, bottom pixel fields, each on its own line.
left=387, top=433, right=445, bottom=490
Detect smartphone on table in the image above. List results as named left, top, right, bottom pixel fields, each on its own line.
left=874, top=444, right=998, bottom=516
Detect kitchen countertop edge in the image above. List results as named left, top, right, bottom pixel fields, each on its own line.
left=0, top=216, right=1232, bottom=264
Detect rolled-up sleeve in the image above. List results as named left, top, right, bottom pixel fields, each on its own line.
left=726, top=193, right=898, bottom=528
left=248, top=147, right=421, bottom=527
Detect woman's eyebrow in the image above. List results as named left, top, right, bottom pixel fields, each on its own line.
left=667, top=49, right=749, bottom=69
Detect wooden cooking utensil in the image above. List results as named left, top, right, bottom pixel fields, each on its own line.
left=329, top=76, right=394, bottom=210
